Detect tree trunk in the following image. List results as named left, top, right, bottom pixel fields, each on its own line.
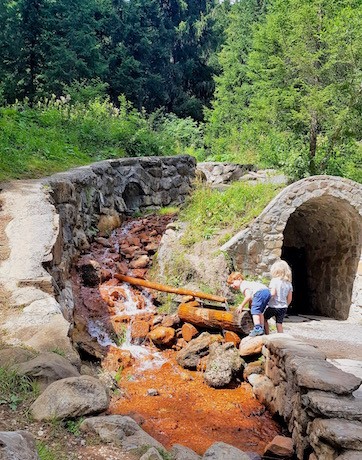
left=114, top=274, right=227, bottom=303
left=177, top=302, right=253, bottom=335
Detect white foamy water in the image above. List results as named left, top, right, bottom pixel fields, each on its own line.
left=87, top=284, right=165, bottom=371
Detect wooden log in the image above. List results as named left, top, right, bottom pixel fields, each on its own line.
left=177, top=302, right=253, bottom=335
left=114, top=274, right=227, bottom=303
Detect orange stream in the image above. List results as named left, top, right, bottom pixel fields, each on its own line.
left=109, top=351, right=281, bottom=455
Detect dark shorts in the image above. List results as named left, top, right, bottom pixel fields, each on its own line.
left=264, top=307, right=287, bottom=324
left=251, top=289, right=271, bottom=315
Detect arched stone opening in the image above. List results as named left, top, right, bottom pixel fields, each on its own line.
left=122, top=182, right=144, bottom=213
left=282, top=196, right=362, bottom=319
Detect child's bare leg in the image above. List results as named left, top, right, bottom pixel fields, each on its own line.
left=264, top=319, right=270, bottom=335
left=252, top=314, right=264, bottom=327
left=276, top=323, right=283, bottom=333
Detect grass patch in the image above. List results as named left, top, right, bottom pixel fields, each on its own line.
left=179, top=182, right=282, bottom=246
left=0, top=367, right=40, bottom=410
left=157, top=206, right=179, bottom=216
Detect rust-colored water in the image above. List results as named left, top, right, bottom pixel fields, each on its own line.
left=109, top=351, right=281, bottom=455
left=72, top=214, right=282, bottom=455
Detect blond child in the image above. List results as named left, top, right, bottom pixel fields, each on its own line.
left=264, top=260, right=293, bottom=334
left=227, top=272, right=271, bottom=337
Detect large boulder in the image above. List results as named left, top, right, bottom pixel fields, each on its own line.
left=176, top=332, right=222, bottom=369
left=203, top=342, right=244, bottom=388
left=0, top=431, right=39, bottom=460
left=30, top=375, right=109, bottom=420
left=170, top=444, right=201, bottom=460
left=80, top=415, right=164, bottom=451
left=202, top=442, right=250, bottom=460
left=239, top=336, right=264, bottom=358
left=0, top=347, right=36, bottom=367
left=14, top=352, right=80, bottom=390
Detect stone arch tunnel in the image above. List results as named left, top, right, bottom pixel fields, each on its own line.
left=222, top=176, right=362, bottom=320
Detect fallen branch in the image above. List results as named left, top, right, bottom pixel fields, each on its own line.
left=114, top=274, right=227, bottom=303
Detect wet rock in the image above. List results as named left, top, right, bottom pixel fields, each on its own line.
left=131, top=268, right=148, bottom=279
left=100, top=268, right=112, bottom=282
left=132, top=320, right=151, bottom=341
left=174, top=338, right=188, bottom=351
left=97, top=212, right=122, bottom=235
left=170, top=444, right=201, bottom=459
left=239, top=336, right=264, bottom=357
left=176, top=332, right=223, bottom=370
left=263, top=435, right=294, bottom=458
left=101, top=347, right=134, bottom=372
left=203, top=342, right=244, bottom=388
left=0, top=347, right=36, bottom=367
left=224, top=331, right=241, bottom=348
left=94, top=237, right=112, bottom=248
left=202, top=442, right=250, bottom=460
left=116, top=260, right=129, bottom=275
left=181, top=323, right=199, bottom=342
left=80, top=415, right=164, bottom=451
left=129, top=255, right=150, bottom=269
left=147, top=389, right=159, bottom=396
left=0, top=431, right=39, bottom=460
left=31, top=375, right=109, bottom=421
left=162, top=314, right=181, bottom=328
left=78, top=259, right=101, bottom=287
left=148, top=326, right=176, bottom=347
left=140, top=447, right=163, bottom=460
left=14, top=351, right=80, bottom=390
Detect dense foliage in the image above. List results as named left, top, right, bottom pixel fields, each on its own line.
left=0, top=0, right=361, bottom=182
left=206, top=0, right=362, bottom=181
left=0, top=0, right=229, bottom=120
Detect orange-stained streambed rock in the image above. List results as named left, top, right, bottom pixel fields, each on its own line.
left=109, top=351, right=281, bottom=455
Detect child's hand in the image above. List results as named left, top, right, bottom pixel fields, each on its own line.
left=236, top=305, right=244, bottom=314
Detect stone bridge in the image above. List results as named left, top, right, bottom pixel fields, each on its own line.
left=222, top=176, right=362, bottom=320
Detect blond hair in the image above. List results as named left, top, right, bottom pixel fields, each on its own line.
left=227, top=272, right=245, bottom=285
left=270, top=260, right=292, bottom=282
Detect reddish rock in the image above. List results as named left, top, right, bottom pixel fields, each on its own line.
left=129, top=255, right=150, bottom=269
left=94, top=237, right=112, bottom=248
left=145, top=242, right=159, bottom=254
left=116, top=261, right=129, bottom=275
left=224, top=331, right=241, bottom=348
left=181, top=323, right=199, bottom=342
left=162, top=314, right=180, bottom=328
left=182, top=295, right=195, bottom=303
left=174, top=338, right=188, bottom=351
left=131, top=320, right=150, bottom=340
left=148, top=326, right=176, bottom=347
left=100, top=269, right=112, bottom=282
left=243, top=360, right=264, bottom=381
left=263, top=435, right=294, bottom=458
left=130, top=268, right=148, bottom=279
left=102, top=346, right=134, bottom=372
left=120, top=246, right=140, bottom=257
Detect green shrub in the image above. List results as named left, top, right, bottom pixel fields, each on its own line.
left=0, top=367, right=39, bottom=410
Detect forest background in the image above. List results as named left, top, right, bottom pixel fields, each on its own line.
left=0, top=0, right=361, bottom=182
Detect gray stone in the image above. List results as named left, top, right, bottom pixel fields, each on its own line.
left=0, top=431, right=39, bottom=460
left=303, top=390, right=362, bottom=421
left=203, top=342, right=244, bottom=388
left=140, top=447, right=163, bottom=460
left=263, top=335, right=326, bottom=360
left=290, top=356, right=362, bottom=395
left=15, top=351, right=80, bottom=390
left=308, top=418, right=362, bottom=451
left=336, top=451, right=362, bottom=460
left=176, top=333, right=217, bottom=369
left=31, top=375, right=109, bottom=420
left=202, top=442, right=250, bottom=460
left=80, top=415, right=163, bottom=451
left=170, top=444, right=201, bottom=460
left=0, top=347, right=36, bottom=367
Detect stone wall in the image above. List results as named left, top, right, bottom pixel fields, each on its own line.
left=221, top=176, right=362, bottom=320
left=44, top=155, right=196, bottom=319
left=249, top=335, right=362, bottom=460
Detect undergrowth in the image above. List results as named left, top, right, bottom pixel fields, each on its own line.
left=179, top=181, right=282, bottom=246
left=0, top=366, right=40, bottom=410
